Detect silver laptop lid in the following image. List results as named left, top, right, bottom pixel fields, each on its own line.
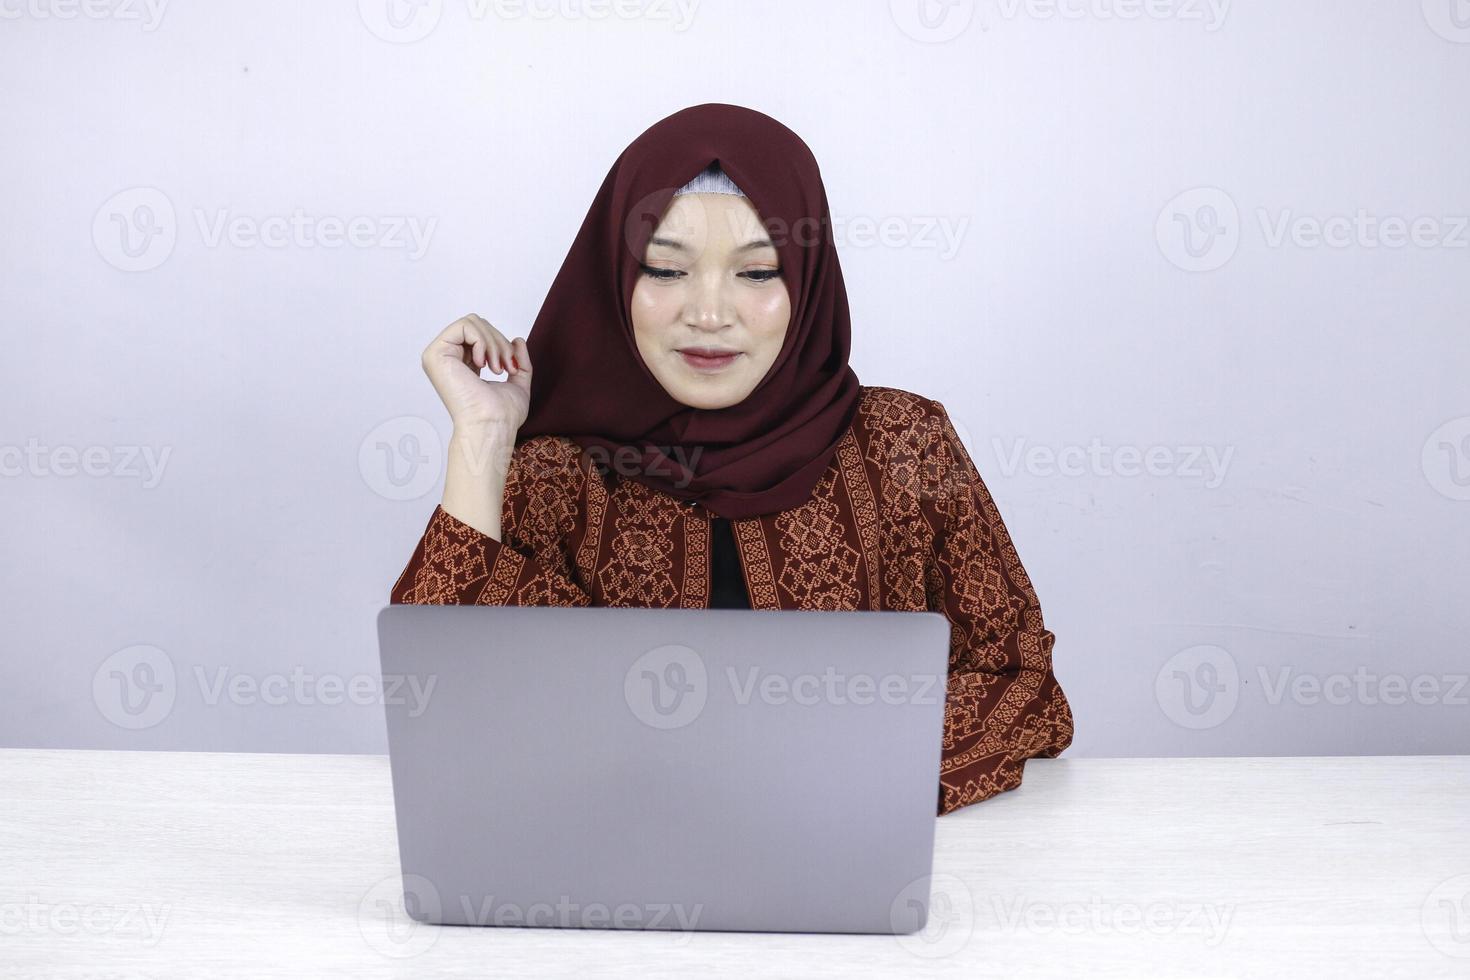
left=376, top=604, right=950, bottom=934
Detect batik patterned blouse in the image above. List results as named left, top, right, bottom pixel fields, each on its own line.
left=390, top=385, right=1074, bottom=816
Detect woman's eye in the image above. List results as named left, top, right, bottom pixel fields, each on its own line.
left=639, top=263, right=684, bottom=281
left=639, top=263, right=781, bottom=282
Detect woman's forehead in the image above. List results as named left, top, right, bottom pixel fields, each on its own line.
left=650, top=194, right=772, bottom=247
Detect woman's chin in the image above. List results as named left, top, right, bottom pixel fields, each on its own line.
left=667, top=377, right=752, bottom=410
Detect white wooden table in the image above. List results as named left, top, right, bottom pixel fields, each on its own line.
left=2, top=750, right=1466, bottom=978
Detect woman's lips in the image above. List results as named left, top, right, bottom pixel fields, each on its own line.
left=678, top=349, right=741, bottom=372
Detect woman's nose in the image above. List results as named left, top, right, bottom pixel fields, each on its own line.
left=685, top=275, right=734, bottom=329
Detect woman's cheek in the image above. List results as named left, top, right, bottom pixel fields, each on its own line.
left=631, top=289, right=679, bottom=341
left=745, top=292, right=789, bottom=334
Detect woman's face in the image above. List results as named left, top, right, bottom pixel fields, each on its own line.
left=630, top=192, right=791, bottom=410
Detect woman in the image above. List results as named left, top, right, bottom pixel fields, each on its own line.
left=390, top=103, right=1073, bottom=815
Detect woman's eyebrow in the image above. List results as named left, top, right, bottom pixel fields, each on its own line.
left=648, top=235, right=776, bottom=252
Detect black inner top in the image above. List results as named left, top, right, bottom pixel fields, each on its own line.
left=708, top=516, right=752, bottom=609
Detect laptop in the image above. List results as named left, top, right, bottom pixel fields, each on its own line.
left=375, top=603, right=951, bottom=934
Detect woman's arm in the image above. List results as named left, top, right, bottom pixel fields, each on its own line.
left=390, top=312, right=591, bottom=606
left=439, top=421, right=516, bottom=540
left=389, top=426, right=593, bottom=607
left=922, top=400, right=1074, bottom=816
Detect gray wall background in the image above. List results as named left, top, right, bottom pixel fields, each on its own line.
left=2, top=0, right=1467, bottom=758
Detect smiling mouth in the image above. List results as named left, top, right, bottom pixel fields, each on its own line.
left=677, top=348, right=742, bottom=372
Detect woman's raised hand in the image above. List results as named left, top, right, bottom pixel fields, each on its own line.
left=421, top=314, right=532, bottom=432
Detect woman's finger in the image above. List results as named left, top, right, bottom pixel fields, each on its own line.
left=469, top=318, right=502, bottom=373
left=439, top=314, right=515, bottom=376
left=468, top=313, right=506, bottom=346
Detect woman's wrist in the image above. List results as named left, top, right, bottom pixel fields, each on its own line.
left=443, top=422, right=518, bottom=540
left=452, top=415, right=520, bottom=439
left=450, top=420, right=519, bottom=469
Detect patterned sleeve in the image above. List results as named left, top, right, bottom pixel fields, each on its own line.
left=922, top=400, right=1074, bottom=816
left=389, top=436, right=593, bottom=607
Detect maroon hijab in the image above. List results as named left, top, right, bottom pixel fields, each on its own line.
left=516, top=102, right=863, bottom=520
